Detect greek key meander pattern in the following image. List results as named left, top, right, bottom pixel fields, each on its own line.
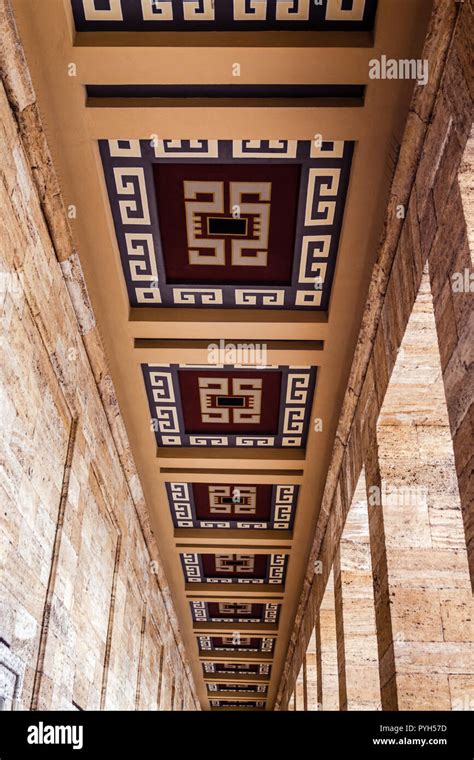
left=210, top=701, right=265, bottom=708
left=208, top=684, right=268, bottom=694
left=181, top=553, right=287, bottom=585
left=143, top=364, right=316, bottom=449
left=204, top=663, right=271, bottom=676
left=100, top=139, right=354, bottom=310
left=167, top=482, right=298, bottom=529
left=190, top=602, right=280, bottom=624
left=198, top=636, right=274, bottom=653
left=74, top=1, right=375, bottom=30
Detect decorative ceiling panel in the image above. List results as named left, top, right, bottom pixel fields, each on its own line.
left=143, top=364, right=316, bottom=448
left=100, top=139, right=354, bottom=310
left=72, top=1, right=378, bottom=32
left=198, top=636, right=275, bottom=653
left=207, top=683, right=268, bottom=694
left=190, top=601, right=280, bottom=624
left=210, top=700, right=265, bottom=709
left=204, top=662, right=271, bottom=676
left=167, top=482, right=298, bottom=530
left=181, top=552, right=288, bottom=584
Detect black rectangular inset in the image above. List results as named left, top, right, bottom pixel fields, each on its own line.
left=217, top=397, right=245, bottom=408
left=208, top=217, right=247, bottom=236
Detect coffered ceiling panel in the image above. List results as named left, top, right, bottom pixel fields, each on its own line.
left=204, top=662, right=271, bottom=676
left=168, top=483, right=298, bottom=530
left=190, top=602, right=281, bottom=624
left=143, top=364, right=316, bottom=448
left=181, top=552, right=288, bottom=584
left=207, top=684, right=268, bottom=694
left=100, top=138, right=353, bottom=309
left=198, top=636, right=275, bottom=653
left=210, top=700, right=265, bottom=709
left=72, top=0, right=378, bottom=32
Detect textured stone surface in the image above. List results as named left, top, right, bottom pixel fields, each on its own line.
left=278, top=0, right=473, bottom=709
left=338, top=471, right=381, bottom=710
left=0, top=19, right=197, bottom=711
left=374, top=273, right=473, bottom=710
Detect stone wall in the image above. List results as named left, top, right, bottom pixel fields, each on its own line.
left=277, top=0, right=473, bottom=709
left=0, top=1, right=198, bottom=711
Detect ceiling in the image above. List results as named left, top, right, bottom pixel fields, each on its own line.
left=12, top=0, right=432, bottom=709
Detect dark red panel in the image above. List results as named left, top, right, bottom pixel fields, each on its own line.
left=154, top=162, right=300, bottom=284
left=215, top=664, right=259, bottom=674
left=193, top=484, right=273, bottom=522
left=210, top=637, right=261, bottom=650
left=207, top=603, right=264, bottom=619
left=178, top=369, right=281, bottom=434
left=201, top=554, right=268, bottom=580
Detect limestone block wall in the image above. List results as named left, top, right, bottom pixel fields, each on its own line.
left=277, top=0, right=473, bottom=709
left=0, top=2, right=197, bottom=711
left=365, top=273, right=473, bottom=710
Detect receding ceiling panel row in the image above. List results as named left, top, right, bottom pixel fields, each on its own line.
left=14, top=0, right=430, bottom=711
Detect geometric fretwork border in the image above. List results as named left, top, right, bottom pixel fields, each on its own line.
left=100, top=139, right=354, bottom=310
left=190, top=602, right=280, bottom=624
left=204, top=662, right=271, bottom=676
left=73, top=1, right=378, bottom=32
left=181, top=553, right=288, bottom=585
left=198, top=636, right=275, bottom=653
left=208, top=684, right=268, bottom=694
left=210, top=699, right=266, bottom=708
left=142, top=364, right=316, bottom=448
left=167, top=483, right=298, bottom=530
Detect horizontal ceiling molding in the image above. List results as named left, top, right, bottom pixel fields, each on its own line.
left=86, top=83, right=366, bottom=104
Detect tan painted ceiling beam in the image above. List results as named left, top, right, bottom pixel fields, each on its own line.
left=85, top=106, right=366, bottom=141
left=206, top=691, right=267, bottom=702
left=186, top=585, right=285, bottom=601
left=159, top=469, right=304, bottom=484
left=133, top=341, right=324, bottom=368
left=74, top=30, right=373, bottom=49
left=176, top=542, right=291, bottom=554
left=128, top=308, right=329, bottom=342
left=157, top=449, right=306, bottom=467
left=72, top=43, right=373, bottom=85
left=199, top=651, right=273, bottom=664
left=203, top=673, right=270, bottom=685
left=175, top=529, right=293, bottom=545
left=194, top=623, right=278, bottom=636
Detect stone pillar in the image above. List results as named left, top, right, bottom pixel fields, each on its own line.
left=338, top=470, right=381, bottom=710
left=305, top=628, right=319, bottom=710
left=319, top=570, right=339, bottom=710
left=295, top=664, right=305, bottom=711
left=367, top=273, right=474, bottom=710
left=333, top=549, right=347, bottom=710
